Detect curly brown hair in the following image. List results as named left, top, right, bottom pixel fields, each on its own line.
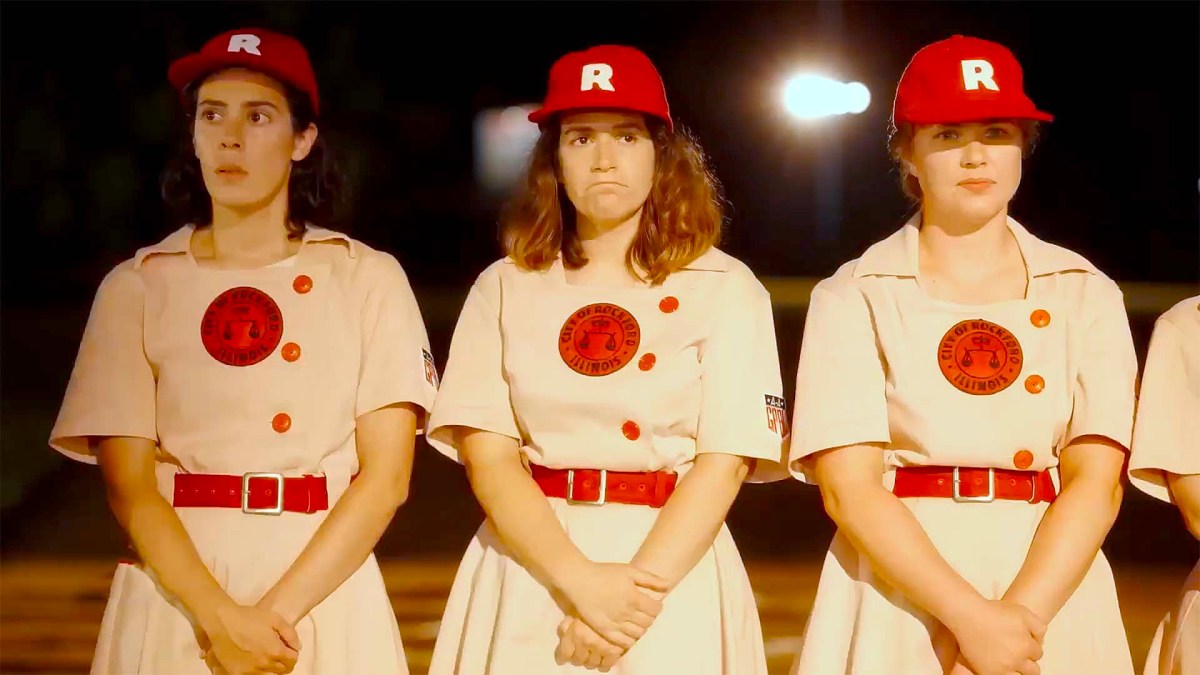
left=887, top=120, right=1042, bottom=203
left=500, top=117, right=725, bottom=286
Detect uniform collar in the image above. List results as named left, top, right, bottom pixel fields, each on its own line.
left=133, top=224, right=355, bottom=269
left=540, top=245, right=730, bottom=278
left=853, top=215, right=1099, bottom=279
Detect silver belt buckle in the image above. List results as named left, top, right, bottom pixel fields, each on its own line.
left=242, top=472, right=285, bottom=515
left=566, top=469, right=607, bottom=505
left=952, top=467, right=995, bottom=503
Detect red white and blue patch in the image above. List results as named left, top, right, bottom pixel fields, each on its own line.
left=765, top=394, right=788, bottom=436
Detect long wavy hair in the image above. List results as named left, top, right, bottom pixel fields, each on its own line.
left=500, top=117, right=726, bottom=285
left=160, top=76, right=347, bottom=238
left=887, top=119, right=1042, bottom=203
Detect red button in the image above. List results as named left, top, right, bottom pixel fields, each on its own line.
left=638, top=353, right=656, bottom=371
left=1030, top=309, right=1051, bottom=328
left=622, top=421, right=640, bottom=441
left=1025, top=375, right=1045, bottom=394
left=659, top=296, right=679, bottom=313
left=272, top=413, right=292, bottom=433
left=293, top=275, right=313, bottom=294
left=1013, top=450, right=1034, bottom=470
left=281, top=342, right=301, bottom=362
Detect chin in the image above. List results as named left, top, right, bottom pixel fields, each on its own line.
left=208, top=186, right=272, bottom=210
left=581, top=204, right=641, bottom=226
left=946, top=196, right=1008, bottom=223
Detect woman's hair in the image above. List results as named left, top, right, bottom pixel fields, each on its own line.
left=160, top=75, right=347, bottom=238
left=500, top=117, right=725, bottom=285
left=887, top=120, right=1042, bottom=202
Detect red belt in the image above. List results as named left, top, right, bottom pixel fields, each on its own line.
left=530, top=465, right=677, bottom=508
left=173, top=473, right=329, bottom=514
left=893, top=466, right=1057, bottom=504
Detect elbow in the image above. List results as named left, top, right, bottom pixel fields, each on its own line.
left=385, top=475, right=411, bottom=511
left=818, top=482, right=856, bottom=527
left=1180, top=505, right=1200, bottom=541
left=1062, top=476, right=1124, bottom=527
left=104, top=491, right=133, bottom=531
left=1104, top=482, right=1124, bottom=527
left=1091, top=479, right=1124, bottom=528
left=356, top=470, right=411, bottom=512
left=730, top=457, right=752, bottom=484
left=818, top=478, right=891, bottom=528
left=103, top=484, right=154, bottom=532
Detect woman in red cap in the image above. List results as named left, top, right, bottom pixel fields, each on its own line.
left=1128, top=294, right=1200, bottom=675
left=425, top=44, right=787, bottom=674
left=49, top=27, right=434, bottom=675
left=788, top=35, right=1136, bottom=675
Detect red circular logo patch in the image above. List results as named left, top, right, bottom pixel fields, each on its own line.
left=559, top=303, right=640, bottom=377
left=200, top=286, right=284, bottom=367
left=937, top=319, right=1023, bottom=395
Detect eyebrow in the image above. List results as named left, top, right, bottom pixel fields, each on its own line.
left=562, top=123, right=648, bottom=133
left=197, top=99, right=281, bottom=110
left=936, top=120, right=1016, bottom=128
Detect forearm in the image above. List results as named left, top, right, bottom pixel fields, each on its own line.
left=630, top=455, right=748, bottom=589
left=1003, top=442, right=1124, bottom=621
left=113, top=490, right=234, bottom=631
left=1167, top=473, right=1200, bottom=540
left=261, top=403, right=418, bottom=623
left=464, top=439, right=587, bottom=594
left=828, top=483, right=985, bottom=628
left=258, top=473, right=405, bottom=624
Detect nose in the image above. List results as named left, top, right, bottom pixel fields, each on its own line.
left=591, top=136, right=616, bottom=172
left=220, top=119, right=244, bottom=150
left=960, top=140, right=987, bottom=168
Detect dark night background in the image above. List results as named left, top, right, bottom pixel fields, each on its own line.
left=2, top=1, right=1197, bottom=571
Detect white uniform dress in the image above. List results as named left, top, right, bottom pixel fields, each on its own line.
left=1129, top=295, right=1200, bottom=675
left=788, top=216, right=1137, bottom=675
left=49, top=225, right=437, bottom=675
left=424, top=249, right=788, bottom=675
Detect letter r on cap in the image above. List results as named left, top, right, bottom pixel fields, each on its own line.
left=581, top=63, right=616, bottom=92
left=227, top=34, right=262, bottom=56
left=961, top=59, right=999, bottom=91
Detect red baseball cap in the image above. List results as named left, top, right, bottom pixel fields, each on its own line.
left=528, top=45, right=673, bottom=132
left=893, top=35, right=1052, bottom=126
left=168, top=28, right=320, bottom=115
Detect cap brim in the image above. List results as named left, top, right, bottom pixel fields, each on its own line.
left=899, top=106, right=1054, bottom=125
left=527, top=104, right=673, bottom=132
left=167, top=53, right=316, bottom=112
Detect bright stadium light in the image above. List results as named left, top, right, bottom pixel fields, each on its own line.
left=782, top=73, right=871, bottom=120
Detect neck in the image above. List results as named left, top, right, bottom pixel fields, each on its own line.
left=575, top=208, right=642, bottom=268
left=918, top=203, right=1015, bottom=270
left=207, top=189, right=294, bottom=264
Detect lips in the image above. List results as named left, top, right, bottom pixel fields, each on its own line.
left=216, top=165, right=247, bottom=176
left=958, top=178, right=994, bottom=193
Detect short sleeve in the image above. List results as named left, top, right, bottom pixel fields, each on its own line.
left=1063, top=279, right=1137, bottom=451
left=787, top=280, right=890, bottom=480
left=693, top=273, right=788, bottom=481
left=49, top=262, right=158, bottom=463
left=1129, top=311, right=1200, bottom=501
left=425, top=267, right=521, bottom=463
left=355, top=251, right=437, bottom=422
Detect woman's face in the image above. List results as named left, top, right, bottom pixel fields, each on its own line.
left=557, top=110, right=656, bottom=228
left=192, top=68, right=316, bottom=211
left=906, top=121, right=1024, bottom=221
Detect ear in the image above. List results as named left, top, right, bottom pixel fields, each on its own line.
left=292, top=122, right=318, bottom=162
